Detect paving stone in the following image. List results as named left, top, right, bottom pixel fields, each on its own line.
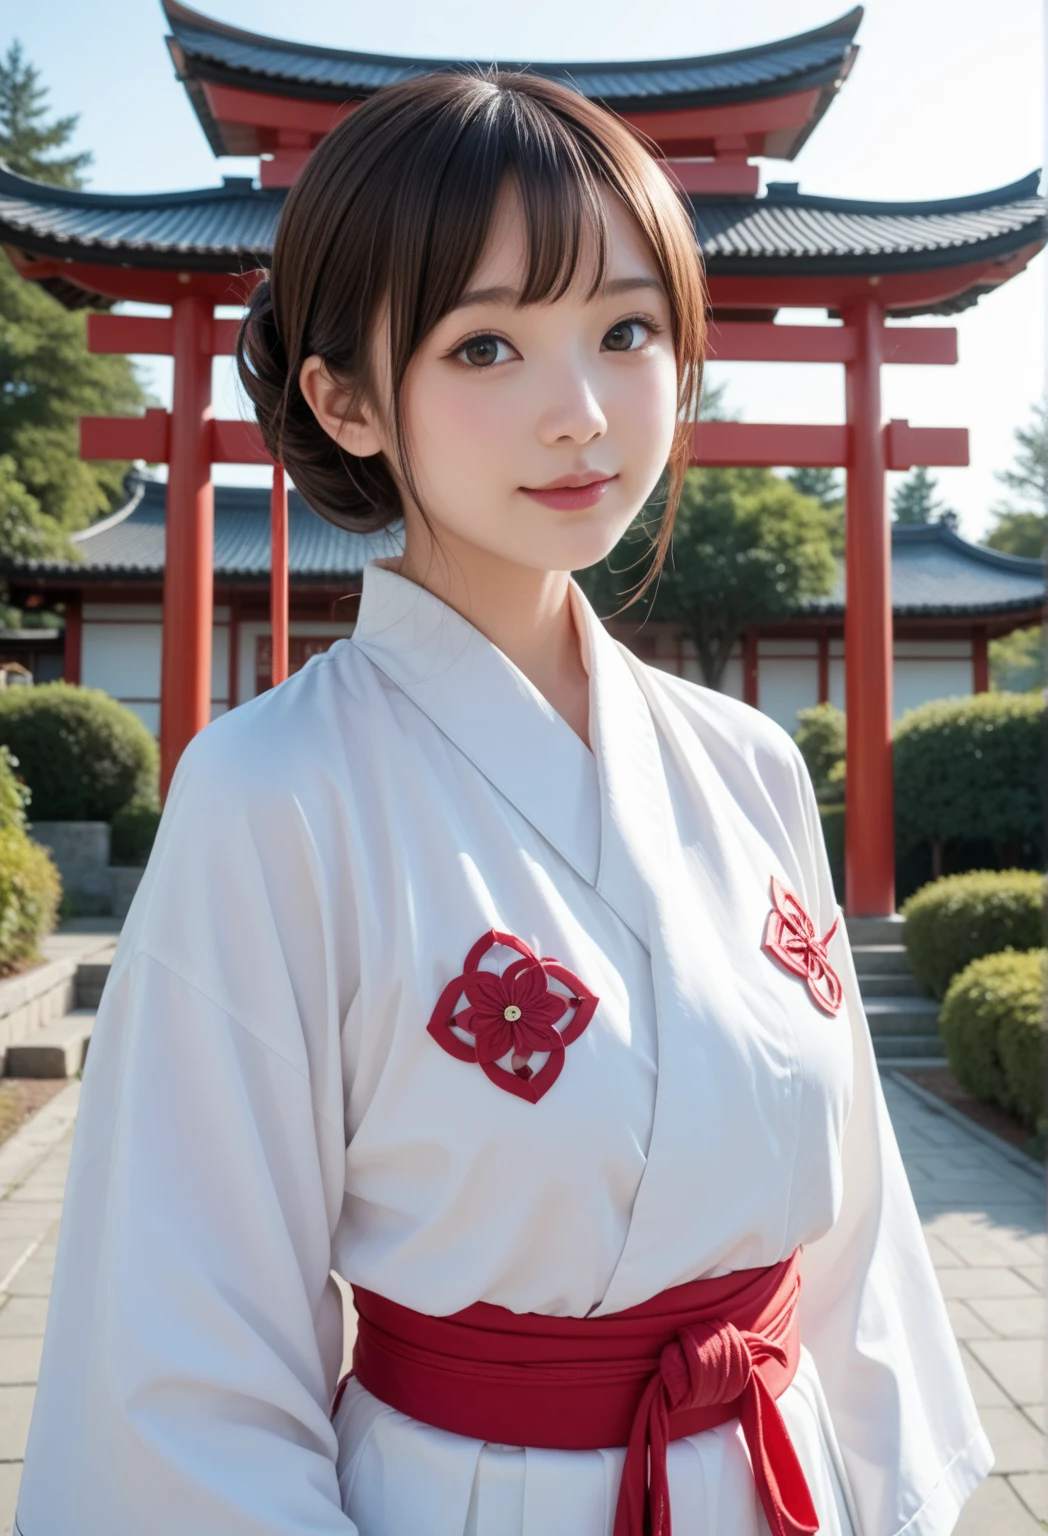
left=0, top=1301, right=48, bottom=1340
left=0, top=1462, right=21, bottom=1536
left=1020, top=1403, right=1044, bottom=1432
left=1009, top=1472, right=1047, bottom=1523
left=957, top=1343, right=1011, bottom=1407
left=955, top=1474, right=1045, bottom=1535
left=5, top=1260, right=54, bottom=1299
left=937, top=1267, right=1040, bottom=1301
left=968, top=1340, right=1045, bottom=1407
left=925, top=1233, right=965, bottom=1267
left=0, top=1387, right=35, bottom=1460
left=0, top=1337, right=42, bottom=1385
left=968, top=1297, right=1047, bottom=1340
left=977, top=1405, right=1047, bottom=1474
left=946, top=1298, right=1000, bottom=1340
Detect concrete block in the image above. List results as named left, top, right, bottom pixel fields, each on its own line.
left=5, top=1011, right=94, bottom=1079
left=849, top=944, right=912, bottom=975
left=845, top=914, right=906, bottom=946
left=1009, top=1474, right=1047, bottom=1525
left=937, top=1267, right=1041, bottom=1301
left=0, top=1337, right=42, bottom=1385
left=0, top=1385, right=35, bottom=1460
left=968, top=1297, right=1048, bottom=1340
left=28, top=822, right=111, bottom=913
left=955, top=1476, right=1044, bottom=1535
left=968, top=1340, right=1044, bottom=1406
left=977, top=1406, right=1048, bottom=1474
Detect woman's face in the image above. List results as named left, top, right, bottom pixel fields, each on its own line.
left=304, top=185, right=680, bottom=575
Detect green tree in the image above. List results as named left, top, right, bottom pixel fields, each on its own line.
left=892, top=466, right=958, bottom=529
left=0, top=40, right=92, bottom=185
left=578, top=468, right=838, bottom=690
left=985, top=400, right=1047, bottom=558
left=989, top=625, right=1043, bottom=694
left=787, top=467, right=844, bottom=554
left=0, top=43, right=147, bottom=561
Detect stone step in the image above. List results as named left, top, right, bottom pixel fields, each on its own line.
left=857, top=972, right=924, bottom=999
left=849, top=944, right=912, bottom=976
left=876, top=1053, right=950, bottom=1070
left=76, top=961, right=112, bottom=1010
left=871, top=1035, right=946, bottom=1061
left=846, top=915, right=906, bottom=947
left=6, top=1009, right=95, bottom=1078
left=863, top=998, right=941, bottom=1037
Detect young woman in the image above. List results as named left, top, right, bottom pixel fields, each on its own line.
left=17, top=70, right=990, bottom=1536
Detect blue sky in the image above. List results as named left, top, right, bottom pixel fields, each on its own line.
left=7, top=0, right=1045, bottom=536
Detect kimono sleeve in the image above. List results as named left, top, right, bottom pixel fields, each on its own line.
left=791, top=754, right=994, bottom=1536
left=16, top=719, right=359, bottom=1536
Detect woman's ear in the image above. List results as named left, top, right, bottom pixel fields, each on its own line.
left=299, top=355, right=384, bottom=459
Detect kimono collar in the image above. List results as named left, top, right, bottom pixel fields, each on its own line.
left=348, top=556, right=671, bottom=947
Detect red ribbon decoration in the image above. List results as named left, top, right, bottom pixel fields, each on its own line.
left=762, top=876, right=842, bottom=1016
left=344, top=1249, right=819, bottom=1536
left=426, top=928, right=598, bottom=1103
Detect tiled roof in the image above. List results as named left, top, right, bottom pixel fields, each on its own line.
left=1, top=165, right=1042, bottom=296
left=6, top=480, right=1041, bottom=619
left=163, top=0, right=861, bottom=113
left=0, top=171, right=277, bottom=273
left=804, top=523, right=1043, bottom=617
left=5, top=479, right=400, bottom=584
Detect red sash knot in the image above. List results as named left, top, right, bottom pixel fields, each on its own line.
left=347, top=1248, right=820, bottom=1536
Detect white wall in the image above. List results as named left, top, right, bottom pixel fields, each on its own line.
left=81, top=602, right=231, bottom=736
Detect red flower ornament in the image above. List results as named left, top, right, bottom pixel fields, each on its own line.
left=762, top=876, right=842, bottom=1016
left=427, top=929, right=598, bottom=1103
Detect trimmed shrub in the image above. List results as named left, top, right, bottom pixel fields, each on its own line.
left=794, top=704, right=845, bottom=803
left=0, top=829, right=61, bottom=969
left=940, top=950, right=1045, bottom=1129
left=894, top=693, right=1043, bottom=871
left=0, top=683, right=158, bottom=822
left=110, top=795, right=161, bottom=867
left=0, top=745, right=60, bottom=969
left=902, top=870, right=1043, bottom=1000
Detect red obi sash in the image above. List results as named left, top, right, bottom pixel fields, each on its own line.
left=339, top=1248, right=819, bottom=1536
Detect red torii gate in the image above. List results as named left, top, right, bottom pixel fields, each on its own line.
left=3, top=4, right=1043, bottom=918
left=73, top=291, right=969, bottom=921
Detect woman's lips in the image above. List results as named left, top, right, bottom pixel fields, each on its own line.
left=521, top=475, right=617, bottom=511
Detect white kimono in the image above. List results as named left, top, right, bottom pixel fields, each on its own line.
left=16, top=556, right=992, bottom=1536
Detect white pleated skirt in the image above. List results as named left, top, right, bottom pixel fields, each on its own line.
left=334, top=1342, right=860, bottom=1536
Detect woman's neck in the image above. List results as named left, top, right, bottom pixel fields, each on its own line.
left=393, top=535, right=593, bottom=752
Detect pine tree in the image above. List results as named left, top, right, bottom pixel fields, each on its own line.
left=0, top=43, right=147, bottom=566
left=0, top=40, right=92, bottom=187
left=891, top=466, right=958, bottom=530
left=986, top=401, right=1046, bottom=559
left=787, top=468, right=843, bottom=510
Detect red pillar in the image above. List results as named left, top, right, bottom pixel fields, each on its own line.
left=843, top=298, right=895, bottom=915
left=817, top=627, right=830, bottom=705
left=62, top=593, right=82, bottom=684
left=160, top=295, right=214, bottom=798
left=972, top=628, right=990, bottom=693
left=270, top=464, right=289, bottom=686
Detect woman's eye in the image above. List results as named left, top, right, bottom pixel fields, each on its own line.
left=456, top=334, right=514, bottom=368
left=603, top=319, right=651, bottom=353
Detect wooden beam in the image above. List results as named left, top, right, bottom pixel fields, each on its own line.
left=884, top=420, right=969, bottom=470
left=88, top=313, right=243, bottom=357
left=80, top=408, right=171, bottom=462
left=692, top=422, right=849, bottom=467
left=879, top=328, right=958, bottom=366
left=210, top=419, right=270, bottom=465
left=707, top=323, right=957, bottom=366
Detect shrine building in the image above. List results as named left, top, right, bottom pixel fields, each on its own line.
left=0, top=2, right=1043, bottom=914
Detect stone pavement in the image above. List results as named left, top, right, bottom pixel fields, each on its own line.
left=0, top=1075, right=1041, bottom=1534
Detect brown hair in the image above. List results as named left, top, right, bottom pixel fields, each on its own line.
left=237, top=68, right=707, bottom=601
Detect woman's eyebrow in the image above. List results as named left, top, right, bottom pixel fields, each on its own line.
left=450, top=274, right=665, bottom=313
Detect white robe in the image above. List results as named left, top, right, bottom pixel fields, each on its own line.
left=16, top=557, right=992, bottom=1536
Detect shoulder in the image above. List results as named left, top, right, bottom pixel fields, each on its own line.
left=167, top=638, right=386, bottom=809
left=625, top=650, right=811, bottom=801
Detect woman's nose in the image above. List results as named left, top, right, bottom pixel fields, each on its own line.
left=536, top=370, right=608, bottom=447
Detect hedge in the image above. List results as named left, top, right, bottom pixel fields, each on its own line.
left=110, top=795, right=162, bottom=867
left=0, top=683, right=158, bottom=822
left=940, top=950, right=1045, bottom=1129
left=0, top=746, right=60, bottom=970
left=795, top=704, right=845, bottom=803
left=894, top=693, right=1043, bottom=869
left=901, top=870, right=1043, bottom=1000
